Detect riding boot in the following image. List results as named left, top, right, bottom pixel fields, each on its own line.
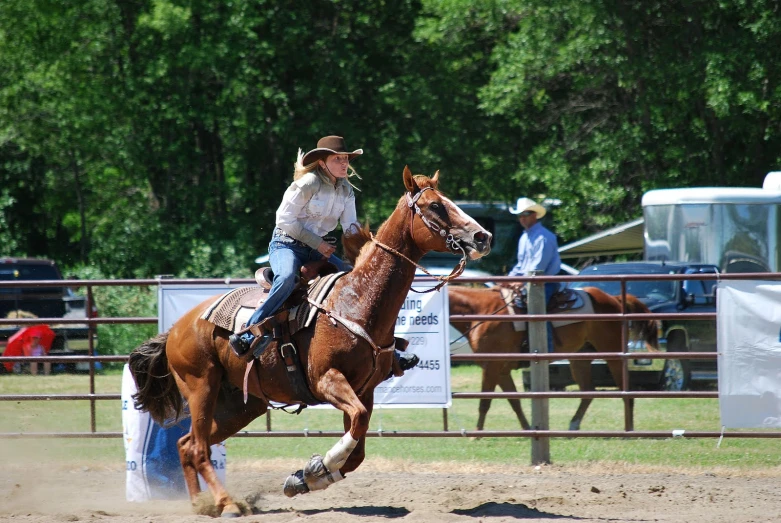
left=229, top=331, right=272, bottom=359
left=384, top=350, right=419, bottom=381
left=229, top=332, right=253, bottom=357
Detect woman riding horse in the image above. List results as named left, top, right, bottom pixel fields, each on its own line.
left=128, top=167, right=491, bottom=517
left=229, top=135, right=417, bottom=374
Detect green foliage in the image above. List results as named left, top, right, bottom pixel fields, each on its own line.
left=69, top=265, right=157, bottom=356
left=2, top=0, right=781, bottom=274
left=0, top=191, right=20, bottom=255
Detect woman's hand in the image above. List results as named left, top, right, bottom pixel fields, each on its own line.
left=317, top=241, right=336, bottom=258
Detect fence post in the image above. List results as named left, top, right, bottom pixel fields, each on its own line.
left=528, top=271, right=550, bottom=464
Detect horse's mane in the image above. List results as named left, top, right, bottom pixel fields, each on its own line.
left=341, top=173, right=438, bottom=266
left=342, top=223, right=373, bottom=266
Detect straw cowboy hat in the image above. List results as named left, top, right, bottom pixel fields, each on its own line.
left=509, top=197, right=547, bottom=218
left=302, top=135, right=363, bottom=165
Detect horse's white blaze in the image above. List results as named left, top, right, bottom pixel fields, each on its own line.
left=442, top=196, right=490, bottom=260
left=443, top=197, right=477, bottom=227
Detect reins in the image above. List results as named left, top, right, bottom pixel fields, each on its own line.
left=371, top=186, right=468, bottom=293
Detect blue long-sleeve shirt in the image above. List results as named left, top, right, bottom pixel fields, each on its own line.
left=508, top=222, right=561, bottom=277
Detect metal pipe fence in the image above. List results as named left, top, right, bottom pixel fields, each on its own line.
left=1, top=274, right=780, bottom=441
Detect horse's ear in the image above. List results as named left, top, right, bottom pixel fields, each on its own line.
left=403, top=165, right=418, bottom=193
left=430, top=170, right=440, bottom=188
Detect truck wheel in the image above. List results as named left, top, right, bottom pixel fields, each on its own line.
left=661, top=332, right=691, bottom=391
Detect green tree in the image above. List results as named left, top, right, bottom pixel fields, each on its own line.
left=479, top=0, right=781, bottom=241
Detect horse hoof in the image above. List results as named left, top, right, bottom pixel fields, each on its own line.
left=220, top=503, right=242, bottom=518
left=303, top=454, right=327, bottom=480
left=283, top=469, right=310, bottom=498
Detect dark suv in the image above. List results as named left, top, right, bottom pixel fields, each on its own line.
left=523, top=261, right=719, bottom=391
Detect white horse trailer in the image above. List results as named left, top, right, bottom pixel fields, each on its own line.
left=642, top=172, right=781, bottom=273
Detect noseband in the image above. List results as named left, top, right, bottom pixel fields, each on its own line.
left=372, top=186, right=466, bottom=293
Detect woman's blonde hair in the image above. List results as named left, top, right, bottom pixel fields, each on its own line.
left=293, top=148, right=362, bottom=191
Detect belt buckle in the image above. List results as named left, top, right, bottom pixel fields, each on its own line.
left=280, top=342, right=297, bottom=371
left=280, top=343, right=297, bottom=359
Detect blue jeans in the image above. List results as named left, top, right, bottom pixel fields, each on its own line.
left=244, top=229, right=349, bottom=336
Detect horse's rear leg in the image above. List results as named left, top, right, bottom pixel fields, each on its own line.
left=284, top=369, right=370, bottom=497
left=605, top=358, right=634, bottom=431
left=497, top=370, right=530, bottom=430
left=476, top=363, right=503, bottom=432
left=176, top=366, right=242, bottom=517
left=568, top=359, right=594, bottom=431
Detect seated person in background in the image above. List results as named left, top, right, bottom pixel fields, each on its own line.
left=24, top=334, right=50, bottom=376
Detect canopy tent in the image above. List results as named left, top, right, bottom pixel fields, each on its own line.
left=558, top=217, right=644, bottom=260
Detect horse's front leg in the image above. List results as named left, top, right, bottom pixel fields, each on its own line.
left=284, top=368, right=370, bottom=497
left=338, top=392, right=372, bottom=474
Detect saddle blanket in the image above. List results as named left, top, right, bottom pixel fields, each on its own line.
left=200, top=286, right=267, bottom=333
left=199, top=272, right=347, bottom=334
left=499, top=288, right=593, bottom=332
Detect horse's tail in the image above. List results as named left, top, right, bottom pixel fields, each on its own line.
left=623, top=295, right=659, bottom=350
left=127, top=332, right=183, bottom=425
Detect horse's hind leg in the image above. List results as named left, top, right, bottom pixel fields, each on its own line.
left=605, top=358, right=634, bottom=431
left=497, top=370, right=530, bottom=430
left=475, top=363, right=503, bottom=431
left=568, top=359, right=594, bottom=431
left=175, top=365, right=242, bottom=517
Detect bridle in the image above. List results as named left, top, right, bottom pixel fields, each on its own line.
left=372, top=186, right=467, bottom=293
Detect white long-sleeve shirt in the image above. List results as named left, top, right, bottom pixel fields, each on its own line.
left=275, top=172, right=358, bottom=249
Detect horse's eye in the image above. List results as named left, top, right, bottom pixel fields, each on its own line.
left=430, top=202, right=440, bottom=210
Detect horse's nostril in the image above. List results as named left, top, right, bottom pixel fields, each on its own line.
left=474, top=231, right=492, bottom=247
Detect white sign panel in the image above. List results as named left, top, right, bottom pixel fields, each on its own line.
left=718, top=280, right=781, bottom=428
left=374, top=286, right=452, bottom=408
left=158, top=284, right=240, bottom=332
left=158, top=283, right=451, bottom=407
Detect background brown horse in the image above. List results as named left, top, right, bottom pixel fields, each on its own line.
left=448, top=285, right=658, bottom=432
left=127, top=167, right=491, bottom=517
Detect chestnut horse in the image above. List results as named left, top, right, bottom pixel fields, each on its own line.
left=448, top=286, right=658, bottom=432
left=127, top=167, right=491, bottom=517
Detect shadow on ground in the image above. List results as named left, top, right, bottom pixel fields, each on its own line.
left=253, top=506, right=410, bottom=518
left=453, top=501, right=584, bottom=519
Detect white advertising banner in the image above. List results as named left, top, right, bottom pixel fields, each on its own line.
left=373, top=285, right=452, bottom=408
left=158, top=283, right=451, bottom=408
left=718, top=280, right=781, bottom=428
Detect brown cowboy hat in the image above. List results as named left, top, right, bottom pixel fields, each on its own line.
left=302, top=135, right=363, bottom=165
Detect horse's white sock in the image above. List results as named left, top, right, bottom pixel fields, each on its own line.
left=306, top=470, right=344, bottom=491
left=323, top=432, right=358, bottom=472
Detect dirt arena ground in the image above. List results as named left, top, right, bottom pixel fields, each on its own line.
left=2, top=457, right=781, bottom=523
